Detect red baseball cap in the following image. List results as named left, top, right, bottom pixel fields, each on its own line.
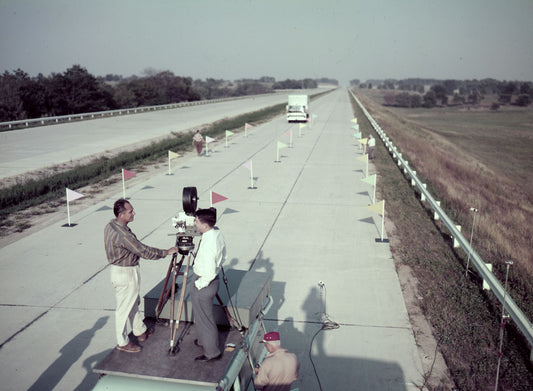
left=262, top=331, right=280, bottom=343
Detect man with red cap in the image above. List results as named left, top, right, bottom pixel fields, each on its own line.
left=254, top=331, right=299, bottom=391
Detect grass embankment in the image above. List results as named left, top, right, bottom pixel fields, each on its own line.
left=349, top=91, right=533, bottom=390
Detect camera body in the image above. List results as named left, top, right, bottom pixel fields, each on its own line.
left=172, top=187, right=201, bottom=255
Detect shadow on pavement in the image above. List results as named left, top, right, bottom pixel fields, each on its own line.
left=28, top=316, right=109, bottom=391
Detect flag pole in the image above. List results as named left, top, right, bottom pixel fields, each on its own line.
left=381, top=200, right=385, bottom=241
left=225, top=131, right=229, bottom=148
left=168, top=154, right=171, bottom=175
left=210, top=191, right=213, bottom=207
left=275, top=143, right=281, bottom=163
left=249, top=160, right=256, bottom=189
left=122, top=169, right=126, bottom=198
left=66, top=189, right=72, bottom=226
left=289, top=129, right=293, bottom=148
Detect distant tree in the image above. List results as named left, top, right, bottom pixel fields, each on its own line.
left=467, top=89, right=482, bottom=104
left=350, top=79, right=360, bottom=86
left=272, top=79, right=305, bottom=89
left=423, top=90, right=437, bottom=108
left=302, top=78, right=318, bottom=88
left=452, top=93, right=465, bottom=105
left=519, top=82, right=531, bottom=95
left=19, top=73, right=47, bottom=118
left=430, top=84, right=448, bottom=105
left=498, top=81, right=517, bottom=104
left=514, top=94, right=531, bottom=106
left=395, top=92, right=412, bottom=107
left=259, top=76, right=276, bottom=83
left=232, top=82, right=271, bottom=96
left=45, top=65, right=115, bottom=114
left=0, top=69, right=28, bottom=120
left=113, top=82, right=138, bottom=107
left=443, top=79, right=458, bottom=95
left=383, top=92, right=395, bottom=106
left=410, top=94, right=422, bottom=108
left=383, top=81, right=395, bottom=90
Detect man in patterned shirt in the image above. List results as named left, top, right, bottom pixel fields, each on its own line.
left=104, top=198, right=178, bottom=353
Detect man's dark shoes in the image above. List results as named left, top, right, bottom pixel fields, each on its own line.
left=195, top=353, right=222, bottom=362
left=116, top=341, right=141, bottom=353
left=136, top=328, right=154, bottom=342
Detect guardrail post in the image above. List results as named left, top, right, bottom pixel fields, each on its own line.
left=403, top=160, right=409, bottom=174
left=483, top=263, right=493, bottom=290
left=421, top=184, right=427, bottom=201
left=398, top=153, right=402, bottom=167
left=411, top=171, right=417, bottom=186
left=453, top=225, right=461, bottom=248
left=434, top=201, right=441, bottom=220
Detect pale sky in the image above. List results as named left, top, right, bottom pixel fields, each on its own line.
left=1, top=0, right=532, bottom=85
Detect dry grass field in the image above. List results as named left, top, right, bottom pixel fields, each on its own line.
left=350, top=89, right=533, bottom=390
left=359, top=89, right=533, bottom=277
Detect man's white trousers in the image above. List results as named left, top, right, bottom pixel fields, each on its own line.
left=110, top=265, right=147, bottom=346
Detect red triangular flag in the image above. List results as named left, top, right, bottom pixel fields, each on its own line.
left=123, top=169, right=136, bottom=180
left=211, top=191, right=228, bottom=205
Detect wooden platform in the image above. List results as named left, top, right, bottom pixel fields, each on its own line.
left=94, top=320, right=243, bottom=387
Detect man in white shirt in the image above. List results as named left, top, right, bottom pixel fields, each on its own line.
left=191, top=207, right=227, bottom=361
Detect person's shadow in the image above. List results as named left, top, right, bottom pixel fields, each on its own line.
left=27, top=316, right=109, bottom=391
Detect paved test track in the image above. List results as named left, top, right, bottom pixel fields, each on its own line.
left=0, top=88, right=424, bottom=390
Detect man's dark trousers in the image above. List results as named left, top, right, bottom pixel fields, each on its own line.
left=190, top=273, right=221, bottom=358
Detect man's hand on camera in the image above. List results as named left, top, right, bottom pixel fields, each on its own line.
left=167, top=247, right=179, bottom=255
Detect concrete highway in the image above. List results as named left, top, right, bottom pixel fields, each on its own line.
left=0, top=88, right=424, bottom=390
left=0, top=89, right=318, bottom=180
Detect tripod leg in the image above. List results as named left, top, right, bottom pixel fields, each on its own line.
left=169, top=260, right=177, bottom=351
left=170, top=254, right=192, bottom=353
left=156, top=254, right=176, bottom=319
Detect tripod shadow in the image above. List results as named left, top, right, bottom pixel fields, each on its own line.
left=28, top=316, right=109, bottom=391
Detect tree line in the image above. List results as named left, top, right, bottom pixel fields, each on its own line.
left=0, top=65, right=333, bottom=122
left=350, top=78, right=533, bottom=108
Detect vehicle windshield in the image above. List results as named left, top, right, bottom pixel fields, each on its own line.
left=288, top=105, right=303, bottom=112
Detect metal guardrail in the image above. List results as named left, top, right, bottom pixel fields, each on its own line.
left=349, top=90, right=533, bottom=360
left=0, top=96, right=248, bottom=130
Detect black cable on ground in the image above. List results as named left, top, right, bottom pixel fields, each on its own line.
left=309, top=283, right=340, bottom=391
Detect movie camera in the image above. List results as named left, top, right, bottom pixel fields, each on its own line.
left=172, top=187, right=201, bottom=255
